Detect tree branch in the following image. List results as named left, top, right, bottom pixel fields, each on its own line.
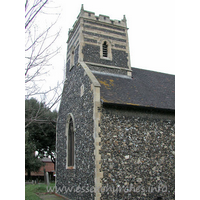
left=25, top=0, right=48, bottom=29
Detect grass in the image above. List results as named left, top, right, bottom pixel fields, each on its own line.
left=25, top=183, right=55, bottom=200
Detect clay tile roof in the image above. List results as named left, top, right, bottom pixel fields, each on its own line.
left=93, top=67, right=175, bottom=110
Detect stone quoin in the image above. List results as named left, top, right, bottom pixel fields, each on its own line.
left=56, top=5, right=175, bottom=200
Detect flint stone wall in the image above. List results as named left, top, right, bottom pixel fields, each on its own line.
left=56, top=63, right=95, bottom=200
left=99, top=106, right=175, bottom=200
left=82, top=44, right=128, bottom=68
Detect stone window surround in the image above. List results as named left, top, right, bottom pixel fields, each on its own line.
left=65, top=113, right=76, bottom=169
left=99, top=39, right=112, bottom=61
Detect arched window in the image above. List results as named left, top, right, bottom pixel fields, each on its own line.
left=68, top=117, right=74, bottom=166
left=66, top=114, right=75, bottom=169
left=102, top=41, right=108, bottom=57
left=100, top=40, right=112, bottom=60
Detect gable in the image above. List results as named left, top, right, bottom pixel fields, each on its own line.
left=93, top=67, right=175, bottom=110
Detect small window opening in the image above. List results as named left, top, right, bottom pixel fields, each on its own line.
left=72, top=50, right=74, bottom=61
left=154, top=197, right=162, bottom=200
left=103, top=41, right=108, bottom=57
left=70, top=49, right=75, bottom=69
left=68, top=117, right=74, bottom=166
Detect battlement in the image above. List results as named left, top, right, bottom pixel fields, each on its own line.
left=79, top=5, right=127, bottom=27
left=68, top=5, right=127, bottom=37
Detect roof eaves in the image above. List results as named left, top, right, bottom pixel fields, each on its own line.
left=101, top=100, right=175, bottom=112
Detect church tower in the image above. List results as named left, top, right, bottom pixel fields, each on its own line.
left=66, top=4, right=132, bottom=77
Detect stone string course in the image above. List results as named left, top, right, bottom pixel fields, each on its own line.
left=83, top=31, right=126, bottom=43
left=89, top=65, right=128, bottom=75
left=83, top=20, right=126, bottom=32
left=83, top=24, right=126, bottom=37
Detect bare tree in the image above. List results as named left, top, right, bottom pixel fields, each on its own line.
left=25, top=0, right=64, bottom=126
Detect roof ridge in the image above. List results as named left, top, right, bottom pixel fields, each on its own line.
left=131, top=67, right=175, bottom=76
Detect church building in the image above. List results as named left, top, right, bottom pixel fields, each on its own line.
left=56, top=5, right=175, bottom=200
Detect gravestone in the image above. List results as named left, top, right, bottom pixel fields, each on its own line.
left=46, top=172, right=49, bottom=186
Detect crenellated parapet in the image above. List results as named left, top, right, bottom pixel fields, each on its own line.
left=78, top=10, right=127, bottom=27
left=68, top=4, right=127, bottom=38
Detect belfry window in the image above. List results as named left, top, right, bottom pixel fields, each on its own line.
left=102, top=41, right=108, bottom=57
left=100, top=40, right=112, bottom=60
left=68, top=117, right=74, bottom=167
left=70, top=47, right=75, bottom=70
